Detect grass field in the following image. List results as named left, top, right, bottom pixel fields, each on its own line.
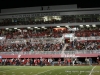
left=0, top=66, right=100, bottom=75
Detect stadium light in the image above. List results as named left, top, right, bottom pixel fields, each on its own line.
left=65, top=25, right=69, bottom=28
left=57, top=26, right=60, bottom=27
left=86, top=25, right=90, bottom=27
left=92, top=24, right=96, bottom=27
left=14, top=28, right=17, bottom=29
left=27, top=27, right=31, bottom=28
left=34, top=27, right=38, bottom=28
left=44, top=28, right=47, bottom=29
left=80, top=25, right=83, bottom=27
left=6, top=28, right=9, bottom=30
left=73, top=27, right=77, bottom=31
left=42, top=26, right=45, bottom=28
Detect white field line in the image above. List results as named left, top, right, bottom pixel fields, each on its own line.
left=0, top=66, right=66, bottom=73
left=89, top=66, right=96, bottom=75
left=35, top=67, right=67, bottom=75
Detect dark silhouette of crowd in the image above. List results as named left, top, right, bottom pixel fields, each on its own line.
left=0, top=14, right=100, bottom=26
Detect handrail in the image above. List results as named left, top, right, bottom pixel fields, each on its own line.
left=0, top=50, right=100, bottom=55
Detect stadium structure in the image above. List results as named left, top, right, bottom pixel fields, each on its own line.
left=0, top=4, right=100, bottom=66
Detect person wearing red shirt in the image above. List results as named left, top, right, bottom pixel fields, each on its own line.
left=67, top=58, right=71, bottom=66
left=58, top=58, right=61, bottom=66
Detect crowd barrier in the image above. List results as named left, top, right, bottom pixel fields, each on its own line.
left=0, top=50, right=100, bottom=55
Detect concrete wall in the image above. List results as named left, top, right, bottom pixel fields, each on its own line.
left=1, top=4, right=77, bottom=14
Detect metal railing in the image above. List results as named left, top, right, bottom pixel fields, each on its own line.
left=0, top=50, right=100, bottom=55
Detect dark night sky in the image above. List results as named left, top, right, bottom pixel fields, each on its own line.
left=0, top=0, right=100, bottom=10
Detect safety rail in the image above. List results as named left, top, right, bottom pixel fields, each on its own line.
left=0, top=50, right=100, bottom=55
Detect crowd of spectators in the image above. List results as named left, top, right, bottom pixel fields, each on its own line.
left=66, top=41, right=100, bottom=50
left=0, top=26, right=100, bottom=52
left=0, top=58, right=54, bottom=66
left=75, top=30, right=100, bottom=37
left=0, top=57, right=96, bottom=66
left=0, top=28, right=65, bottom=39
left=66, top=27, right=100, bottom=50
left=0, top=27, right=66, bottom=52
left=0, top=42, right=64, bottom=52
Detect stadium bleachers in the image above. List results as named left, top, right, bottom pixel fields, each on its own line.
left=0, top=25, right=100, bottom=52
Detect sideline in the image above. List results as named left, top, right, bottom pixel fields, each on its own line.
left=89, top=66, right=96, bottom=75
